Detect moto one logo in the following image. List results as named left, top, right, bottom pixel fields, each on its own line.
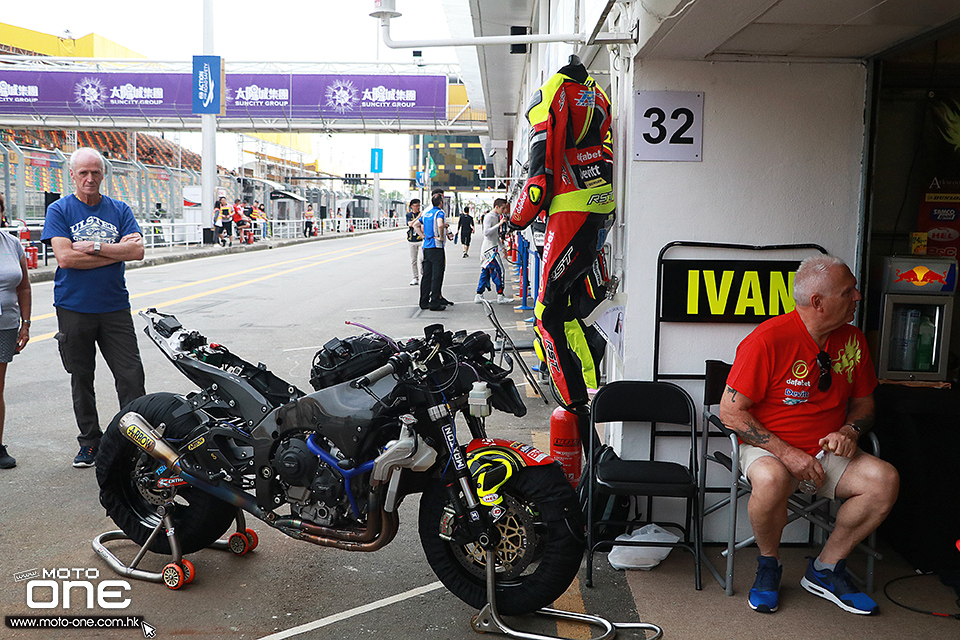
left=26, top=569, right=131, bottom=609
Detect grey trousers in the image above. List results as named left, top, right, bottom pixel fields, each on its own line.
left=55, top=308, right=146, bottom=448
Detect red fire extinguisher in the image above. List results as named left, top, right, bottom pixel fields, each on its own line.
left=550, top=406, right=582, bottom=487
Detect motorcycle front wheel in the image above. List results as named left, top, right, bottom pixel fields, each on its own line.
left=418, top=463, right=583, bottom=616
left=96, top=392, right=237, bottom=555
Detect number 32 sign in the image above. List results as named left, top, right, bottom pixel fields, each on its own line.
left=634, top=91, right=703, bottom=162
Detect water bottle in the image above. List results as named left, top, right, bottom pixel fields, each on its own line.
left=799, top=450, right=827, bottom=495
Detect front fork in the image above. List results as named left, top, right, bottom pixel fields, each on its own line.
left=437, top=417, right=500, bottom=550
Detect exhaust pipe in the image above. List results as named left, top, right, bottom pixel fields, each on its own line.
left=118, top=412, right=182, bottom=468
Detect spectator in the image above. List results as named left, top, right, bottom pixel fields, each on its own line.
left=232, top=203, right=251, bottom=242
left=415, top=189, right=453, bottom=311
left=257, top=202, right=268, bottom=238
left=719, top=254, right=899, bottom=615
left=458, top=205, right=475, bottom=258
left=0, top=192, right=31, bottom=469
left=218, top=196, right=233, bottom=247
left=405, top=198, right=422, bottom=286
left=303, top=204, right=315, bottom=238
left=41, top=147, right=146, bottom=468
left=474, top=198, right=512, bottom=304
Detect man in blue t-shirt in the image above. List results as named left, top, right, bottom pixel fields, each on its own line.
left=414, top=189, right=452, bottom=311
left=42, top=147, right=146, bottom=468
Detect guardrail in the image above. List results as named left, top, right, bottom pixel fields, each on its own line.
left=3, top=216, right=404, bottom=268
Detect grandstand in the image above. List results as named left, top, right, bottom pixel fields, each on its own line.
left=0, top=129, right=203, bottom=171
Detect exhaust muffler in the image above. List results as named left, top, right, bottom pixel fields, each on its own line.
left=118, top=412, right=182, bottom=468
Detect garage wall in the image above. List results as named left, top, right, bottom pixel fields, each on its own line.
left=619, top=59, right=869, bottom=382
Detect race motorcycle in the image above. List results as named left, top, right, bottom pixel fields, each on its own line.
left=95, top=309, right=583, bottom=615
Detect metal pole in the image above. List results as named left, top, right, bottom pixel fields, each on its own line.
left=373, top=133, right=381, bottom=222
left=418, top=134, right=424, bottom=204
left=8, top=141, right=26, bottom=219
left=1, top=143, right=11, bottom=218
left=201, top=0, right=217, bottom=232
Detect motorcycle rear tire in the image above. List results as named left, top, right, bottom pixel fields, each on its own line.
left=96, top=392, right=237, bottom=555
left=418, top=463, right=583, bottom=616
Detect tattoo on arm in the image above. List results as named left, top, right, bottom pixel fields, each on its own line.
left=725, top=386, right=739, bottom=402
left=737, top=418, right=771, bottom=446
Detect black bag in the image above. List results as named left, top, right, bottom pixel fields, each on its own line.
left=407, top=225, right=420, bottom=243
left=309, top=334, right=394, bottom=390
left=578, top=445, right=635, bottom=542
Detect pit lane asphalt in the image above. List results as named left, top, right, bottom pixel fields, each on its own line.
left=0, top=229, right=642, bottom=640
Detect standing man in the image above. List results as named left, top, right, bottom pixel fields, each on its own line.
left=457, top=205, right=475, bottom=258
left=474, top=199, right=512, bottom=304
left=42, top=147, right=146, bottom=468
left=719, top=254, right=899, bottom=615
left=415, top=188, right=453, bottom=311
left=405, top=198, right=422, bottom=286
left=303, top=204, right=315, bottom=238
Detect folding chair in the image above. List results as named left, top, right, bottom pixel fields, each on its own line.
left=699, top=360, right=882, bottom=596
left=585, top=381, right=702, bottom=589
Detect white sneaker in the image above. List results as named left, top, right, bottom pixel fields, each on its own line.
left=410, top=278, right=419, bottom=286
left=474, top=294, right=484, bottom=304
left=497, top=294, right=513, bottom=304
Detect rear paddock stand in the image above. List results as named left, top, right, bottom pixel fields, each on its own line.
left=92, top=505, right=257, bottom=590
left=471, top=550, right=663, bottom=640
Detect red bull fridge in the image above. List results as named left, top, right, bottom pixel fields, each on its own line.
left=878, top=257, right=957, bottom=381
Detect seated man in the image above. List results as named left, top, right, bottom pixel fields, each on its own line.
left=719, top=254, right=899, bottom=616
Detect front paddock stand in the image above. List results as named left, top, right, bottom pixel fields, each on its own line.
left=92, top=506, right=255, bottom=590
left=471, top=550, right=662, bottom=640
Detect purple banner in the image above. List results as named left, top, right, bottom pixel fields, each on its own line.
left=0, top=70, right=446, bottom=121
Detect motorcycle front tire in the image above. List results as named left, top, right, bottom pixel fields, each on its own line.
left=96, top=392, right=237, bottom=555
left=418, top=463, right=583, bottom=616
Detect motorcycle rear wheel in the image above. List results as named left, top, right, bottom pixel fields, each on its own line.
left=418, top=463, right=583, bottom=616
left=96, top=393, right=237, bottom=555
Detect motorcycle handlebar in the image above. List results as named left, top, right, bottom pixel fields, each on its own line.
left=351, top=352, right=412, bottom=388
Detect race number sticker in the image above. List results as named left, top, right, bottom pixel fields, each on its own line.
left=633, top=91, right=703, bottom=162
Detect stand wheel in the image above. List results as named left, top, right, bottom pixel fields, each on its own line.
left=228, top=531, right=250, bottom=556
left=180, top=559, right=196, bottom=585
left=162, top=563, right=185, bottom=590
left=244, top=528, right=259, bottom=552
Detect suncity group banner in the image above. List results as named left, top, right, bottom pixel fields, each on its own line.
left=0, top=70, right=447, bottom=120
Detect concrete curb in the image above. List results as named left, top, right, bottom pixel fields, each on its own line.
left=26, top=226, right=399, bottom=284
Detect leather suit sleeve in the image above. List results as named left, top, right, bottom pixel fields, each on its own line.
left=511, top=84, right=564, bottom=230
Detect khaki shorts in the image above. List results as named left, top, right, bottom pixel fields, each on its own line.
left=738, top=444, right=854, bottom=500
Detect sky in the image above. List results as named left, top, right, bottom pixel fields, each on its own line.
left=1, top=0, right=460, bottom=180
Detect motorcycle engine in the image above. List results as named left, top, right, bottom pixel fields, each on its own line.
left=272, top=435, right=363, bottom=527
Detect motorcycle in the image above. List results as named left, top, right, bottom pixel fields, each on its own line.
left=95, top=309, right=583, bottom=615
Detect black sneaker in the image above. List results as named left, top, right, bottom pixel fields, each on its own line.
left=73, top=446, right=97, bottom=468
left=440, top=298, right=454, bottom=306
left=0, top=444, right=15, bottom=469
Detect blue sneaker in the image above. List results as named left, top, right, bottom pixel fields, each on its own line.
left=800, top=558, right=878, bottom=615
left=748, top=555, right=782, bottom=613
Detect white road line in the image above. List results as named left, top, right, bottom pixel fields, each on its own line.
left=256, top=581, right=444, bottom=640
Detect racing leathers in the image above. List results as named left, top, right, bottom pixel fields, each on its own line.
left=510, top=61, right=615, bottom=410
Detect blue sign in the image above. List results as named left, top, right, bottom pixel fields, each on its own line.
left=370, top=148, right=384, bottom=174
left=416, top=171, right=425, bottom=188
left=192, top=55, right=222, bottom=115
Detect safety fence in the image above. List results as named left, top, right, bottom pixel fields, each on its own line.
left=2, top=214, right=405, bottom=270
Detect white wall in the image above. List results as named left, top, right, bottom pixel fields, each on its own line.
left=617, top=59, right=868, bottom=540
left=621, top=59, right=868, bottom=382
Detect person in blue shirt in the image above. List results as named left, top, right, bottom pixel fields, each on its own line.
left=414, top=189, right=453, bottom=311
left=42, top=147, right=146, bottom=468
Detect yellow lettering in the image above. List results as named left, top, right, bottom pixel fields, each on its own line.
left=703, top=271, right=734, bottom=315
left=769, top=271, right=795, bottom=316
left=686, top=270, right=699, bottom=315
left=735, top=271, right=765, bottom=315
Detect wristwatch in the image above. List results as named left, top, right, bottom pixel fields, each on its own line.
left=843, top=422, right=862, bottom=435
left=93, top=242, right=101, bottom=254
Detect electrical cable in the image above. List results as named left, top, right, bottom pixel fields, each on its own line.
left=883, top=573, right=960, bottom=620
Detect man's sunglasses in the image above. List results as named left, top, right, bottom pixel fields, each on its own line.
left=816, top=351, right=832, bottom=392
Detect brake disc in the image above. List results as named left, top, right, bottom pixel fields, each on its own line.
left=451, top=494, right=539, bottom=581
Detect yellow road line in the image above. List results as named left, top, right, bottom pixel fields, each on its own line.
left=30, top=238, right=402, bottom=344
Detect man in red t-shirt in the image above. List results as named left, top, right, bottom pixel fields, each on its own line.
left=720, top=254, right=898, bottom=616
